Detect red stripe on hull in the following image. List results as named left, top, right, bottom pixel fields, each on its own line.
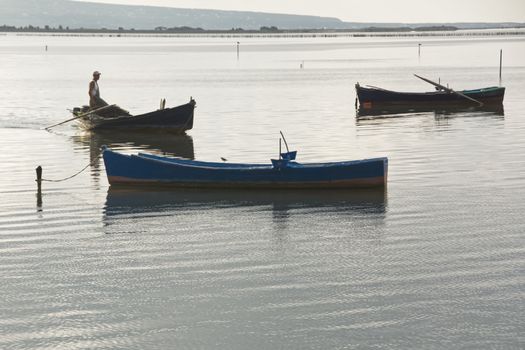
left=107, top=176, right=387, bottom=189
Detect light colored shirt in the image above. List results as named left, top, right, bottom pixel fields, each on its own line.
left=90, top=81, right=99, bottom=98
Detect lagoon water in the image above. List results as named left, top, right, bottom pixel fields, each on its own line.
left=1, top=32, right=524, bottom=349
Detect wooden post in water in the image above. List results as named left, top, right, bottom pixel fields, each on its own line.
left=36, top=166, right=42, bottom=210
left=499, top=49, right=503, bottom=86
left=418, top=43, right=421, bottom=58
left=36, top=166, right=42, bottom=189
left=237, top=41, right=240, bottom=60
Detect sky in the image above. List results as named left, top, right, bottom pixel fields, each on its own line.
left=73, top=0, right=525, bottom=23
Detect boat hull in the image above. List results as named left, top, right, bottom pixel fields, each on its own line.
left=77, top=100, right=195, bottom=132
left=102, top=148, right=388, bottom=189
left=356, top=84, right=505, bottom=108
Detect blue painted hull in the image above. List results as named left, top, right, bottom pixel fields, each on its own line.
left=102, top=148, right=388, bottom=189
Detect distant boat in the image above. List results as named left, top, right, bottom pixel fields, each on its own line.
left=71, top=98, right=196, bottom=132
left=356, top=75, right=505, bottom=109
left=102, top=147, right=388, bottom=189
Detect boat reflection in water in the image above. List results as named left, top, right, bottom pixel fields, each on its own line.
left=72, top=129, right=195, bottom=160
left=356, top=103, right=504, bottom=121
left=103, top=187, right=387, bottom=232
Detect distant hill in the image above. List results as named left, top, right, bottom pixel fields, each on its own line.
left=0, top=0, right=523, bottom=31
left=0, top=0, right=345, bottom=30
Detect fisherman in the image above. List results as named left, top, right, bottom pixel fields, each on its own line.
left=89, top=71, right=108, bottom=108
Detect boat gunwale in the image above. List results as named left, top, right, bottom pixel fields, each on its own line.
left=134, top=151, right=388, bottom=171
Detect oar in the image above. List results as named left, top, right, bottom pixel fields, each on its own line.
left=44, top=104, right=116, bottom=130
left=414, top=74, right=483, bottom=106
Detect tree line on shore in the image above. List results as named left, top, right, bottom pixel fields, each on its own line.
left=0, top=24, right=461, bottom=34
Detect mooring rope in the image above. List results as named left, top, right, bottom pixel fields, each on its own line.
left=41, top=151, right=102, bottom=183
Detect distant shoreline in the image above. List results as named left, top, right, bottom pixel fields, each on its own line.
left=2, top=26, right=525, bottom=38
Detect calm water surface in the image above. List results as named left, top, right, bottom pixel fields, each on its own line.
left=1, top=33, right=524, bottom=349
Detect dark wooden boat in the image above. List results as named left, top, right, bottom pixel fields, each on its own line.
left=72, top=98, right=196, bottom=132
left=102, top=147, right=388, bottom=189
left=356, top=83, right=505, bottom=108
left=356, top=74, right=505, bottom=111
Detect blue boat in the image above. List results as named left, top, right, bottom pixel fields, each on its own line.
left=102, top=147, right=388, bottom=189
